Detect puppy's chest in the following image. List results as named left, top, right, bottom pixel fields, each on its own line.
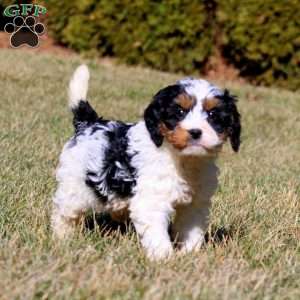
left=157, top=159, right=215, bottom=207
left=169, top=173, right=193, bottom=207
left=135, top=156, right=194, bottom=207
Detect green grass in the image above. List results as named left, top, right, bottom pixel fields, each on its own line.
left=0, top=49, right=299, bottom=300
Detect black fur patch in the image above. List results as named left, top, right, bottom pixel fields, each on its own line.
left=85, top=172, right=108, bottom=202
left=86, top=122, right=137, bottom=200
left=72, top=100, right=100, bottom=134
left=207, top=90, right=241, bottom=152
left=144, top=84, right=190, bottom=147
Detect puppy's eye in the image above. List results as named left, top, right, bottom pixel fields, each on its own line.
left=208, top=109, right=221, bottom=123
left=208, top=110, right=215, bottom=117
left=178, top=108, right=184, bottom=115
left=176, top=106, right=185, bottom=116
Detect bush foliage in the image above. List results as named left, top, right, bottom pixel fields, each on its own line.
left=45, top=0, right=300, bottom=90
left=218, top=0, right=300, bottom=90
left=46, top=0, right=215, bottom=73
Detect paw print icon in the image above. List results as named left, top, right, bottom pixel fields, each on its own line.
left=4, top=16, right=45, bottom=48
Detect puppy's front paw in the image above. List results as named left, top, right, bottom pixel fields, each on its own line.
left=178, top=234, right=205, bottom=255
left=144, top=240, right=174, bottom=261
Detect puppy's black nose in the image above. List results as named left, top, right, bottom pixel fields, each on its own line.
left=188, top=129, right=202, bottom=140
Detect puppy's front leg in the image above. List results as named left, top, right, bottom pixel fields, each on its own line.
left=173, top=202, right=210, bottom=253
left=130, top=196, right=174, bottom=260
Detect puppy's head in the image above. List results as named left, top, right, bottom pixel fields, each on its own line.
left=144, top=78, right=241, bottom=156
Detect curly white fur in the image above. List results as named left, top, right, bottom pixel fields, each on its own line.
left=51, top=65, right=239, bottom=260
left=68, top=64, right=90, bottom=109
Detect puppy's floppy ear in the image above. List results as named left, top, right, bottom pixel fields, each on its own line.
left=144, top=100, right=164, bottom=147
left=229, top=106, right=241, bottom=152
left=144, top=84, right=183, bottom=147
left=224, top=90, right=241, bottom=152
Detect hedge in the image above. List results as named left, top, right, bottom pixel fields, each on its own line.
left=44, top=0, right=300, bottom=90
left=218, top=0, right=300, bottom=90
left=45, top=0, right=215, bottom=73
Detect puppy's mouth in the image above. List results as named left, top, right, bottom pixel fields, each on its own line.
left=189, top=140, right=222, bottom=153
left=204, top=144, right=222, bottom=153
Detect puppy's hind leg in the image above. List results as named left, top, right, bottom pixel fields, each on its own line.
left=51, top=204, right=81, bottom=240
left=51, top=180, right=100, bottom=240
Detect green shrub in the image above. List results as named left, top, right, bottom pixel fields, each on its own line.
left=46, top=0, right=215, bottom=73
left=45, top=0, right=300, bottom=90
left=217, top=0, right=300, bottom=90
left=42, top=1, right=77, bottom=43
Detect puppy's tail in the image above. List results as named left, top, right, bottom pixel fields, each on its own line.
left=68, top=65, right=98, bottom=131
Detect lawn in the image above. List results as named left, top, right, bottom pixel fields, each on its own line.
left=0, top=49, right=299, bottom=300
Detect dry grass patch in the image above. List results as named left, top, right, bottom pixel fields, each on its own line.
left=0, top=50, right=299, bottom=300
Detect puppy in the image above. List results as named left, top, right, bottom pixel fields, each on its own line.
left=51, top=65, right=241, bottom=260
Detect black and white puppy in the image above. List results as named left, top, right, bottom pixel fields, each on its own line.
left=52, top=65, right=241, bottom=260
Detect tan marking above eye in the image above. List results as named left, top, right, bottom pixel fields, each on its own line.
left=159, top=123, right=189, bottom=150
left=175, top=93, right=196, bottom=110
left=203, top=97, right=220, bottom=111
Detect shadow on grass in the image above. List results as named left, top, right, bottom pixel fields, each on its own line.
left=205, top=226, right=234, bottom=246
left=85, top=213, right=234, bottom=246
left=85, top=213, right=133, bottom=236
